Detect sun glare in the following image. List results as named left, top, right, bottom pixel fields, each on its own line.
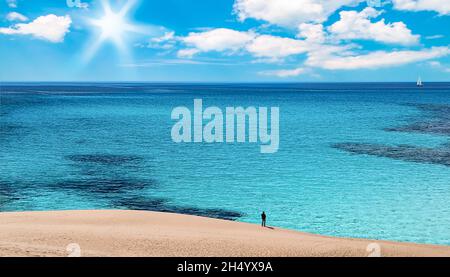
left=84, top=0, right=146, bottom=62
left=95, top=11, right=126, bottom=41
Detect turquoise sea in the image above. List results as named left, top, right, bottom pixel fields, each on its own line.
left=1, top=83, right=449, bottom=245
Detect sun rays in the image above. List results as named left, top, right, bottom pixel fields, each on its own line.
left=83, top=0, right=150, bottom=62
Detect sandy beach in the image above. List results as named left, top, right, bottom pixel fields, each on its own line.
left=0, top=210, right=449, bottom=257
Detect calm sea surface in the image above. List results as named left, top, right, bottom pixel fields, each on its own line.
left=1, top=83, right=449, bottom=245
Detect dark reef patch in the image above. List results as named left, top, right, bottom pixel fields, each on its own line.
left=53, top=178, right=156, bottom=194
left=60, top=153, right=161, bottom=208
left=0, top=181, right=21, bottom=210
left=413, top=103, right=450, bottom=117
left=385, top=121, right=450, bottom=136
left=66, top=154, right=144, bottom=166
left=61, top=152, right=242, bottom=220
left=0, top=124, right=24, bottom=134
left=66, top=154, right=147, bottom=179
left=62, top=117, right=111, bottom=132
left=114, top=197, right=243, bottom=221
left=333, top=143, right=450, bottom=167
left=335, top=103, right=450, bottom=167
left=0, top=124, right=30, bottom=138
left=385, top=104, right=450, bottom=136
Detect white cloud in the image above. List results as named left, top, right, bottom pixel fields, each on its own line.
left=233, top=0, right=365, bottom=27
left=260, top=67, right=307, bottom=77
left=172, top=8, right=448, bottom=74
left=178, top=28, right=311, bottom=61
left=428, top=61, right=450, bottom=72
left=392, top=0, right=450, bottom=15
left=297, top=23, right=326, bottom=43
left=6, top=12, right=28, bottom=22
left=246, top=35, right=309, bottom=59
left=147, top=31, right=177, bottom=49
left=177, top=48, right=201, bottom=58
left=306, top=46, right=450, bottom=69
left=66, top=0, right=89, bottom=9
left=179, top=28, right=255, bottom=57
left=428, top=61, right=441, bottom=67
left=328, top=7, right=419, bottom=45
left=152, top=31, right=175, bottom=43
left=7, top=0, right=17, bottom=8
left=0, top=14, right=71, bottom=43
left=425, top=35, right=444, bottom=40
left=120, top=58, right=238, bottom=67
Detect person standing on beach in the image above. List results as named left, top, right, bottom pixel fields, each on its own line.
left=261, top=211, right=266, bottom=227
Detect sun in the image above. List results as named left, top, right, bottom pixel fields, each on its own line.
left=94, top=9, right=127, bottom=41
left=84, top=0, right=146, bottom=62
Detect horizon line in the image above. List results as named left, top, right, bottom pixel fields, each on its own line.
left=2, top=81, right=450, bottom=84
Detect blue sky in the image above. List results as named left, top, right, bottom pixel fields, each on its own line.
left=1, top=0, right=450, bottom=82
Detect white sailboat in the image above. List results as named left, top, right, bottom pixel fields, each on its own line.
left=417, top=76, right=423, bottom=87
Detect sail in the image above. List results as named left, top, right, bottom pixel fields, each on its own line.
left=417, top=76, right=423, bottom=86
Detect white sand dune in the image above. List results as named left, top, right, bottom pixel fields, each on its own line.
left=0, top=210, right=449, bottom=257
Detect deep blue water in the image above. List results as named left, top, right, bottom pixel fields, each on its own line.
left=1, top=83, right=449, bottom=245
